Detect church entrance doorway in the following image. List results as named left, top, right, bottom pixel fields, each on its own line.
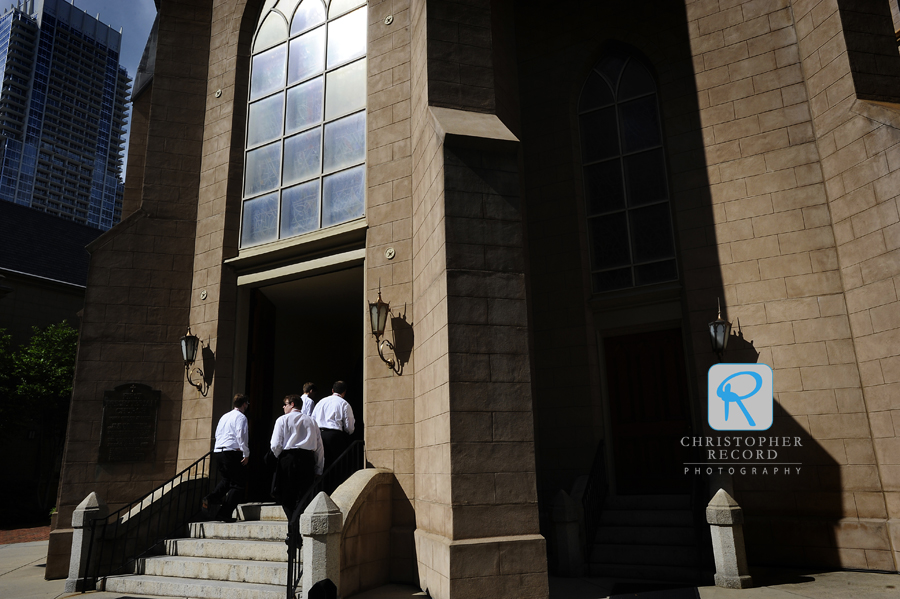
left=242, top=266, right=364, bottom=501
left=604, top=327, right=693, bottom=495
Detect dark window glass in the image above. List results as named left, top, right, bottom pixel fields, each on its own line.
left=634, top=259, right=677, bottom=287
left=594, top=268, right=632, bottom=292
left=624, top=149, right=667, bottom=207
left=584, top=159, right=624, bottom=215
left=619, top=95, right=661, bottom=153
left=590, top=212, right=630, bottom=269
left=580, top=107, right=618, bottom=163
left=617, top=60, right=655, bottom=101
left=629, top=203, right=674, bottom=263
left=579, top=71, right=614, bottom=112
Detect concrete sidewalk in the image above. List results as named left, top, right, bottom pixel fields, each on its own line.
left=0, top=540, right=897, bottom=599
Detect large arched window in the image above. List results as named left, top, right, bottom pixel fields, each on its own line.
left=578, top=46, right=677, bottom=293
left=241, top=0, right=367, bottom=248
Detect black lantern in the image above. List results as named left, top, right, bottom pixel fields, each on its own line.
left=708, top=299, right=732, bottom=360
left=180, top=327, right=209, bottom=396
left=368, top=288, right=399, bottom=373
left=369, top=289, right=390, bottom=339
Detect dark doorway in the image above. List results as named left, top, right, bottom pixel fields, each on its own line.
left=243, top=266, right=365, bottom=500
left=605, top=328, right=692, bottom=494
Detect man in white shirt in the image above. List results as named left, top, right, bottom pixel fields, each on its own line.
left=203, top=394, right=249, bottom=522
left=271, top=394, right=324, bottom=520
left=300, top=382, right=316, bottom=417
left=311, top=380, right=355, bottom=469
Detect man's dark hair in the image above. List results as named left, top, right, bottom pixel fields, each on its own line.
left=332, top=380, right=347, bottom=394
left=303, top=382, right=316, bottom=394
left=233, top=394, right=249, bottom=409
left=284, top=394, right=302, bottom=407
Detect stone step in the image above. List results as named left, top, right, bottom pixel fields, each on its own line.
left=599, top=509, right=693, bottom=527
left=588, top=562, right=703, bottom=583
left=238, top=502, right=288, bottom=522
left=591, top=543, right=699, bottom=567
left=594, top=525, right=698, bottom=546
left=136, top=554, right=288, bottom=586
left=604, top=494, right=691, bottom=510
left=101, top=574, right=286, bottom=599
left=165, top=538, right=289, bottom=562
left=189, top=520, right=287, bottom=541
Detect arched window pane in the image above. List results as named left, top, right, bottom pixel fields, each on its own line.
left=584, top=159, right=624, bottom=215
left=245, top=142, right=282, bottom=196
left=251, top=44, right=287, bottom=101
left=325, top=58, right=366, bottom=120
left=619, top=95, right=661, bottom=153
left=629, top=203, right=674, bottom=263
left=291, top=0, right=326, bottom=35
left=283, top=127, right=322, bottom=186
left=242, top=193, right=279, bottom=247
left=323, top=111, right=365, bottom=172
left=248, top=94, right=285, bottom=147
left=624, top=149, right=667, bottom=207
left=618, top=60, right=655, bottom=101
left=590, top=213, right=630, bottom=269
left=277, top=0, right=303, bottom=20
left=322, top=165, right=365, bottom=226
left=257, top=0, right=279, bottom=27
left=327, top=7, right=367, bottom=68
left=595, top=53, right=627, bottom=90
left=254, top=11, right=288, bottom=53
left=328, top=0, right=365, bottom=18
left=580, top=107, right=618, bottom=163
left=579, top=71, right=613, bottom=113
left=286, top=76, right=324, bottom=134
left=289, top=27, right=326, bottom=84
left=635, top=260, right=677, bottom=287
left=282, top=180, right=320, bottom=237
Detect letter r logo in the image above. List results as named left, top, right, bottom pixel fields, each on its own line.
left=708, top=363, right=773, bottom=431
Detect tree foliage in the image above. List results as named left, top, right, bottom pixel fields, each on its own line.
left=0, top=321, right=78, bottom=435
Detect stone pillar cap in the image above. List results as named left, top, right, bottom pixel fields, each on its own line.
left=706, top=488, right=743, bottom=525
left=300, top=492, right=343, bottom=535
left=72, top=492, right=108, bottom=528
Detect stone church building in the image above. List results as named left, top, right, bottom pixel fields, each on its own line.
left=47, top=0, right=900, bottom=596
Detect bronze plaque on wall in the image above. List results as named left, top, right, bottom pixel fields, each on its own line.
left=99, top=383, right=160, bottom=463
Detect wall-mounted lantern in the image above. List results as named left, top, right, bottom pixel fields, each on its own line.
left=708, top=298, right=732, bottom=361
left=369, top=288, right=399, bottom=374
left=180, top=327, right=209, bottom=396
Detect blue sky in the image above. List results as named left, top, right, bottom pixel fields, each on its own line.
left=70, top=0, right=158, bottom=173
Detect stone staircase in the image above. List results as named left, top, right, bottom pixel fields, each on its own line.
left=101, top=503, right=293, bottom=599
left=589, top=494, right=709, bottom=582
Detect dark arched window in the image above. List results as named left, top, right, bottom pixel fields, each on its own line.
left=578, top=46, right=677, bottom=293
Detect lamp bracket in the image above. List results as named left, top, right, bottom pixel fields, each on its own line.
left=377, top=338, right=401, bottom=375
left=186, top=365, right=209, bottom=396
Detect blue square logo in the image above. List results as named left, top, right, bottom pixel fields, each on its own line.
left=708, top=363, right=773, bottom=431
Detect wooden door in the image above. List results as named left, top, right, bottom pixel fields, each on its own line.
left=245, top=288, right=276, bottom=501
left=605, top=328, right=693, bottom=494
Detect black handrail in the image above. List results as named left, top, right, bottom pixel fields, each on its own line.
left=80, top=451, right=220, bottom=591
left=286, top=440, right=365, bottom=599
left=581, top=439, right=608, bottom=557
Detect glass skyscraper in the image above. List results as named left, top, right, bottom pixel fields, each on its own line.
left=0, top=0, right=130, bottom=230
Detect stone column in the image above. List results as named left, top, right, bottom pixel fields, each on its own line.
left=300, top=492, right=343, bottom=599
left=64, top=492, right=108, bottom=593
left=706, top=488, right=752, bottom=589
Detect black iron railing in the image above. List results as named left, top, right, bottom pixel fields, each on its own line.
left=286, top=440, right=365, bottom=599
left=80, top=451, right=220, bottom=591
left=581, top=439, right=608, bottom=555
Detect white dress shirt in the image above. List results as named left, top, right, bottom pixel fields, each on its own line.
left=300, top=393, right=314, bottom=417
left=312, top=393, right=355, bottom=434
left=270, top=409, right=325, bottom=475
left=214, top=408, right=249, bottom=459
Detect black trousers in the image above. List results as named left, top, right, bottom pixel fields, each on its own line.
left=320, top=428, right=350, bottom=470
left=275, top=448, right=316, bottom=522
left=206, top=450, right=245, bottom=521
